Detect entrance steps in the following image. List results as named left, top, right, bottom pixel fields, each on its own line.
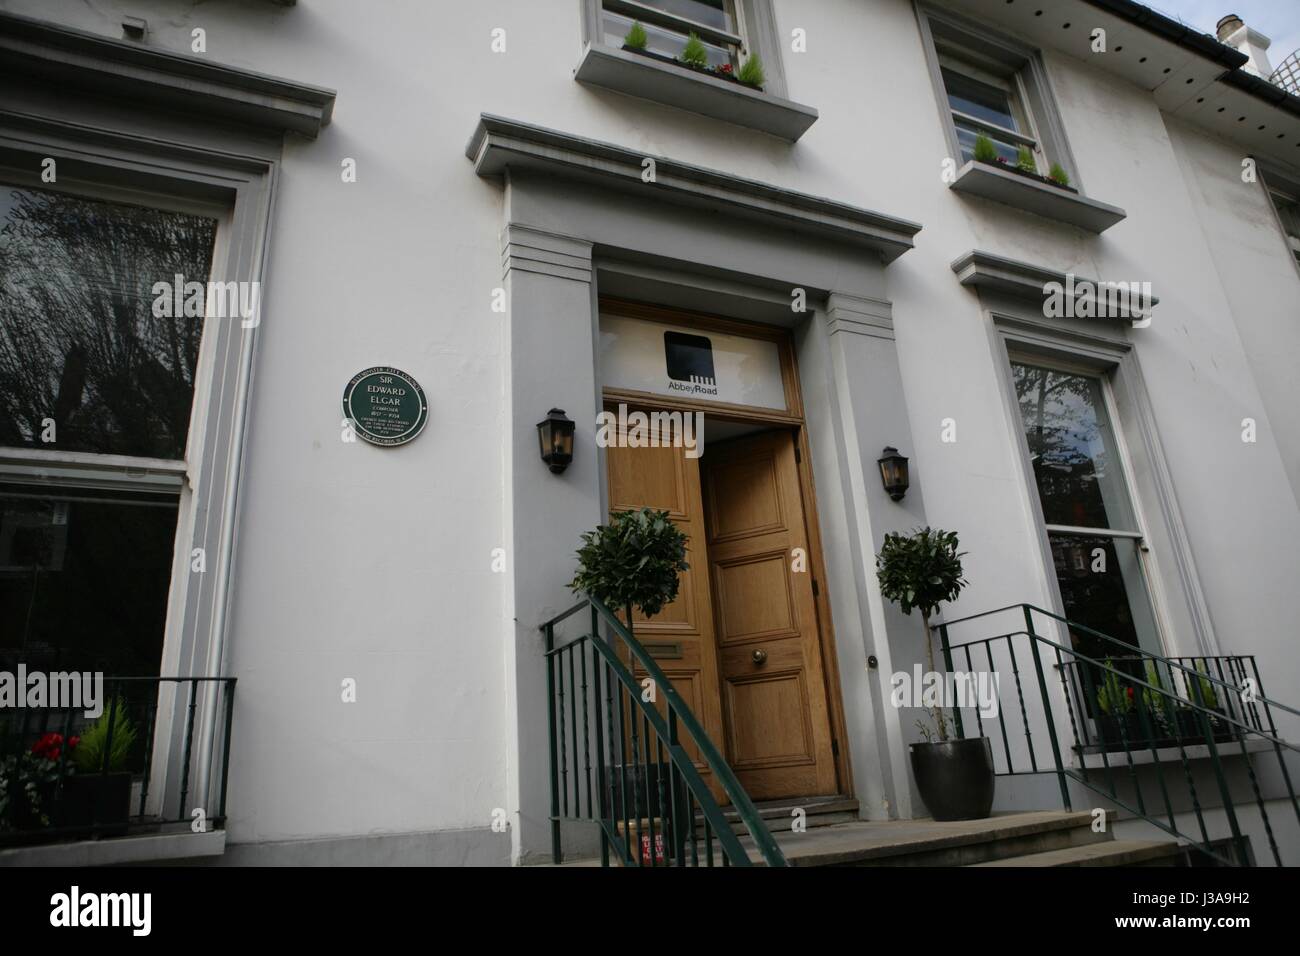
left=552, top=809, right=1187, bottom=866
left=698, top=794, right=860, bottom=836
left=731, top=809, right=1187, bottom=867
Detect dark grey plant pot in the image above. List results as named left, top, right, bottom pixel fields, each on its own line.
left=56, top=772, right=131, bottom=835
left=909, top=737, right=995, bottom=821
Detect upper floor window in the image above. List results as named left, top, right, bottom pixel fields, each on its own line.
left=939, top=50, right=1040, bottom=171
left=916, top=5, right=1121, bottom=230
left=601, top=0, right=744, bottom=69
left=577, top=0, right=815, bottom=140
left=1267, top=185, right=1300, bottom=268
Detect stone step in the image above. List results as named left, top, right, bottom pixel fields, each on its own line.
left=971, top=839, right=1186, bottom=867
left=698, top=795, right=859, bottom=837
left=742, top=810, right=1117, bottom=866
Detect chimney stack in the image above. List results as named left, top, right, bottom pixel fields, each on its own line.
left=1216, top=14, right=1273, bottom=78
left=1216, top=15, right=1244, bottom=43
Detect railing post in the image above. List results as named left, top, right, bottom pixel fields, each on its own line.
left=217, top=679, right=237, bottom=824
left=1024, top=607, right=1071, bottom=812
left=590, top=613, right=609, bottom=868
left=1190, top=673, right=1249, bottom=865
left=938, top=623, right=963, bottom=739
left=544, top=622, right=561, bottom=865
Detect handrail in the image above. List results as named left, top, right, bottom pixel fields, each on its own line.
left=939, top=603, right=1300, bottom=720
left=542, top=595, right=787, bottom=867
left=933, top=603, right=1300, bottom=866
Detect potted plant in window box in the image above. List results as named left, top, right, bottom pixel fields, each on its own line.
left=970, top=131, right=1079, bottom=193
left=0, top=728, right=70, bottom=836
left=1095, top=660, right=1144, bottom=747
left=876, top=527, right=993, bottom=821
left=56, top=698, right=136, bottom=836
left=619, top=24, right=765, bottom=91
left=571, top=507, right=692, bottom=861
left=1182, top=662, right=1240, bottom=744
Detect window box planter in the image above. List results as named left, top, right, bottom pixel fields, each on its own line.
left=1095, top=708, right=1241, bottom=751
left=984, top=158, right=1076, bottom=193
left=620, top=45, right=762, bottom=91
left=949, top=159, right=1127, bottom=234
left=56, top=772, right=132, bottom=837
left=574, top=44, right=818, bottom=142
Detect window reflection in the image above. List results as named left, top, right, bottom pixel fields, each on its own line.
left=0, top=186, right=218, bottom=460
left=0, top=488, right=178, bottom=676
left=1012, top=363, right=1136, bottom=531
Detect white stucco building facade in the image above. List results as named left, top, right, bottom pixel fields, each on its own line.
left=0, top=0, right=1297, bottom=868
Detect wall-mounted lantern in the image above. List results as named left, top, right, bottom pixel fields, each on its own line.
left=537, top=408, right=575, bottom=474
left=877, top=446, right=909, bottom=501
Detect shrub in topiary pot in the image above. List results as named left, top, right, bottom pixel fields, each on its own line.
left=876, top=527, right=992, bottom=821
left=572, top=508, right=691, bottom=856
left=570, top=507, right=689, bottom=636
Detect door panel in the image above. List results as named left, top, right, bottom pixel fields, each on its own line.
left=702, top=430, right=838, bottom=799
left=605, top=422, right=727, bottom=800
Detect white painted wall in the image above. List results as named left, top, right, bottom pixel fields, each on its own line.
left=5, top=0, right=1298, bottom=857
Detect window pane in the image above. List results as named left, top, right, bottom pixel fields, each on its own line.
left=955, top=121, right=1023, bottom=165
left=0, top=486, right=178, bottom=676
left=1012, top=363, right=1137, bottom=531
left=624, top=0, right=734, bottom=33
left=604, top=12, right=735, bottom=66
left=942, top=67, right=1017, bottom=132
left=1269, top=189, right=1300, bottom=240
left=0, top=186, right=218, bottom=460
left=1049, top=533, right=1160, bottom=656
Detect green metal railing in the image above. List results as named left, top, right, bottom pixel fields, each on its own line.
left=935, top=604, right=1300, bottom=866
left=542, top=596, right=787, bottom=867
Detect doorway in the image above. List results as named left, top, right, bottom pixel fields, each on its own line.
left=604, top=416, right=841, bottom=800
left=600, top=374, right=845, bottom=805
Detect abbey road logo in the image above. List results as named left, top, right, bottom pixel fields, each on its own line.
left=664, top=331, right=718, bottom=396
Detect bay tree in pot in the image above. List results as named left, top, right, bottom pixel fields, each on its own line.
left=876, top=527, right=994, bottom=821
left=570, top=506, right=689, bottom=635
left=570, top=507, right=691, bottom=851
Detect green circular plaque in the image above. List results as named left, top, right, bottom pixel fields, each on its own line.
left=342, top=367, right=428, bottom=447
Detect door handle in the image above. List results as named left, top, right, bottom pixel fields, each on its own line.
left=752, top=649, right=768, bottom=665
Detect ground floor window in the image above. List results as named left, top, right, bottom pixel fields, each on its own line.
left=1009, top=358, right=1162, bottom=661
left=0, top=182, right=218, bottom=676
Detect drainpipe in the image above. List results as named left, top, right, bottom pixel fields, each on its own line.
left=1217, top=14, right=1274, bottom=78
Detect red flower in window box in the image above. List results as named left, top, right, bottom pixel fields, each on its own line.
left=31, top=732, right=75, bottom=762
left=719, top=63, right=733, bottom=74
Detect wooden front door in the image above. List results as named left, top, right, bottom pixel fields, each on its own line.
left=605, top=426, right=728, bottom=800
left=701, top=430, right=839, bottom=799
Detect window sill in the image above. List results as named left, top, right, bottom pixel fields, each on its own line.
left=950, top=161, right=1127, bottom=234
left=1071, top=735, right=1274, bottom=771
left=0, top=827, right=225, bottom=867
left=574, top=43, right=818, bottom=142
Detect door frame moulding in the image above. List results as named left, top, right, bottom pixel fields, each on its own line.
left=597, top=297, right=854, bottom=797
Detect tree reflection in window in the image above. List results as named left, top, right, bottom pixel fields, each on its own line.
left=1012, top=363, right=1136, bottom=532
left=0, top=186, right=218, bottom=460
